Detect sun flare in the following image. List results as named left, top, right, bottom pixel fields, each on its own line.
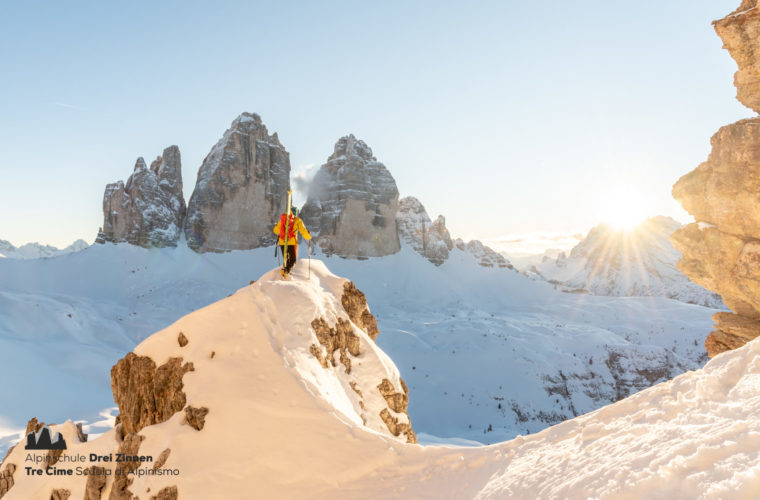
left=596, top=189, right=649, bottom=231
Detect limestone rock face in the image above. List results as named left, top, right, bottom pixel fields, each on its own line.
left=341, top=281, right=379, bottom=340
left=396, top=196, right=454, bottom=266
left=97, top=146, right=186, bottom=247
left=455, top=238, right=514, bottom=269
left=301, top=135, right=400, bottom=258
left=672, top=1, right=760, bottom=357
left=184, top=112, right=290, bottom=252
left=714, top=1, right=760, bottom=113
left=110, top=352, right=195, bottom=434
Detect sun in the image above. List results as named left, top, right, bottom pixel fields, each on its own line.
left=596, top=188, right=649, bottom=231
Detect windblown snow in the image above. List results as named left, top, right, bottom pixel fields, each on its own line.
left=1, top=259, right=759, bottom=499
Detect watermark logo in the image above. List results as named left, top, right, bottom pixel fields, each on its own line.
left=25, top=426, right=67, bottom=451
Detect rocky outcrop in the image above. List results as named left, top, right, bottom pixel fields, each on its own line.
left=109, top=432, right=144, bottom=500
left=301, top=135, right=400, bottom=258
left=714, top=0, right=760, bottom=113
left=83, top=466, right=107, bottom=500
left=150, top=486, right=179, bottom=500
left=396, top=196, right=454, bottom=266
left=184, top=112, right=290, bottom=252
left=111, top=353, right=195, bottom=434
left=50, top=488, right=71, bottom=500
left=0, top=463, right=15, bottom=499
left=184, top=406, right=209, bottom=431
left=455, top=238, right=514, bottom=269
left=311, top=318, right=361, bottom=374
left=96, top=146, right=186, bottom=247
left=341, top=281, right=379, bottom=340
left=672, top=1, right=760, bottom=357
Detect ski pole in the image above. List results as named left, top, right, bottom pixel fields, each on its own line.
left=308, top=239, right=311, bottom=279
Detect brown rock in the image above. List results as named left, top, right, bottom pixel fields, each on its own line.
left=705, top=312, right=760, bottom=357
left=311, top=318, right=361, bottom=374
left=111, top=352, right=195, bottom=434
left=341, top=282, right=379, bottom=340
left=83, top=466, right=107, bottom=500
left=671, top=1, right=760, bottom=357
left=714, top=2, right=760, bottom=114
left=377, top=379, right=409, bottom=413
left=0, top=463, right=16, bottom=499
left=309, top=344, right=329, bottom=368
left=76, top=422, right=88, bottom=442
left=46, top=448, right=64, bottom=468
left=109, top=433, right=144, bottom=500
left=177, top=332, right=188, bottom=347
left=184, top=406, right=209, bottom=431
left=672, top=119, right=760, bottom=238
left=26, top=417, right=44, bottom=435
left=50, top=488, right=71, bottom=500
left=150, top=485, right=178, bottom=500
left=152, top=449, right=171, bottom=472
left=378, top=409, right=417, bottom=444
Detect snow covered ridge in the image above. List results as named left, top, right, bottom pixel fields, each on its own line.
left=1, top=260, right=758, bottom=498
left=0, top=239, right=88, bottom=259
left=0, top=260, right=415, bottom=498
left=529, top=216, right=724, bottom=308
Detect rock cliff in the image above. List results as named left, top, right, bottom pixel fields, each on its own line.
left=301, top=135, right=400, bottom=258
left=672, top=1, right=760, bottom=356
left=96, top=146, right=186, bottom=247
left=184, top=113, right=290, bottom=252
left=396, top=197, right=454, bottom=266
left=454, top=238, right=514, bottom=269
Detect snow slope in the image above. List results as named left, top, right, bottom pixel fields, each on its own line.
left=2, top=260, right=758, bottom=499
left=531, top=216, right=724, bottom=308
left=0, top=240, right=719, bottom=451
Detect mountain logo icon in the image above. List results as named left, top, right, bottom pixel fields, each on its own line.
left=24, top=426, right=67, bottom=450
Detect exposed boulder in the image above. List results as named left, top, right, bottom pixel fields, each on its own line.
left=96, top=146, right=186, bottom=247
left=184, top=112, right=290, bottom=252
left=83, top=466, right=107, bottom=500
left=672, top=1, right=760, bottom=357
left=0, top=463, right=15, bottom=499
left=111, top=353, right=195, bottom=434
left=396, top=196, right=454, bottom=266
left=184, top=406, right=209, bottom=431
left=301, top=134, right=400, bottom=258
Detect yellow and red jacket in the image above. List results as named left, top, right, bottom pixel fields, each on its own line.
left=273, top=215, right=312, bottom=246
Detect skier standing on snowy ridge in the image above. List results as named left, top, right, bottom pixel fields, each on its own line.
left=273, top=205, right=311, bottom=278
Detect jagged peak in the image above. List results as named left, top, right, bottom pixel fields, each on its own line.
left=328, top=134, right=376, bottom=162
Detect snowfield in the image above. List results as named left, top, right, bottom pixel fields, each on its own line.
left=0, top=241, right=719, bottom=450
left=1, top=259, right=758, bottom=499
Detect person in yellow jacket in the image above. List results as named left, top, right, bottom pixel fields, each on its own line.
left=273, top=206, right=312, bottom=277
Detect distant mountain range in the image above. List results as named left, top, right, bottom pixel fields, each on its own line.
left=0, top=239, right=88, bottom=259
left=526, top=216, right=724, bottom=308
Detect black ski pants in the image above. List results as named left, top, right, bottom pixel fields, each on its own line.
left=281, top=244, right=297, bottom=274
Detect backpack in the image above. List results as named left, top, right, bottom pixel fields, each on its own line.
left=279, top=214, right=297, bottom=240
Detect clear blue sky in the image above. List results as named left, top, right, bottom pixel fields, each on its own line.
left=0, top=0, right=750, bottom=248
